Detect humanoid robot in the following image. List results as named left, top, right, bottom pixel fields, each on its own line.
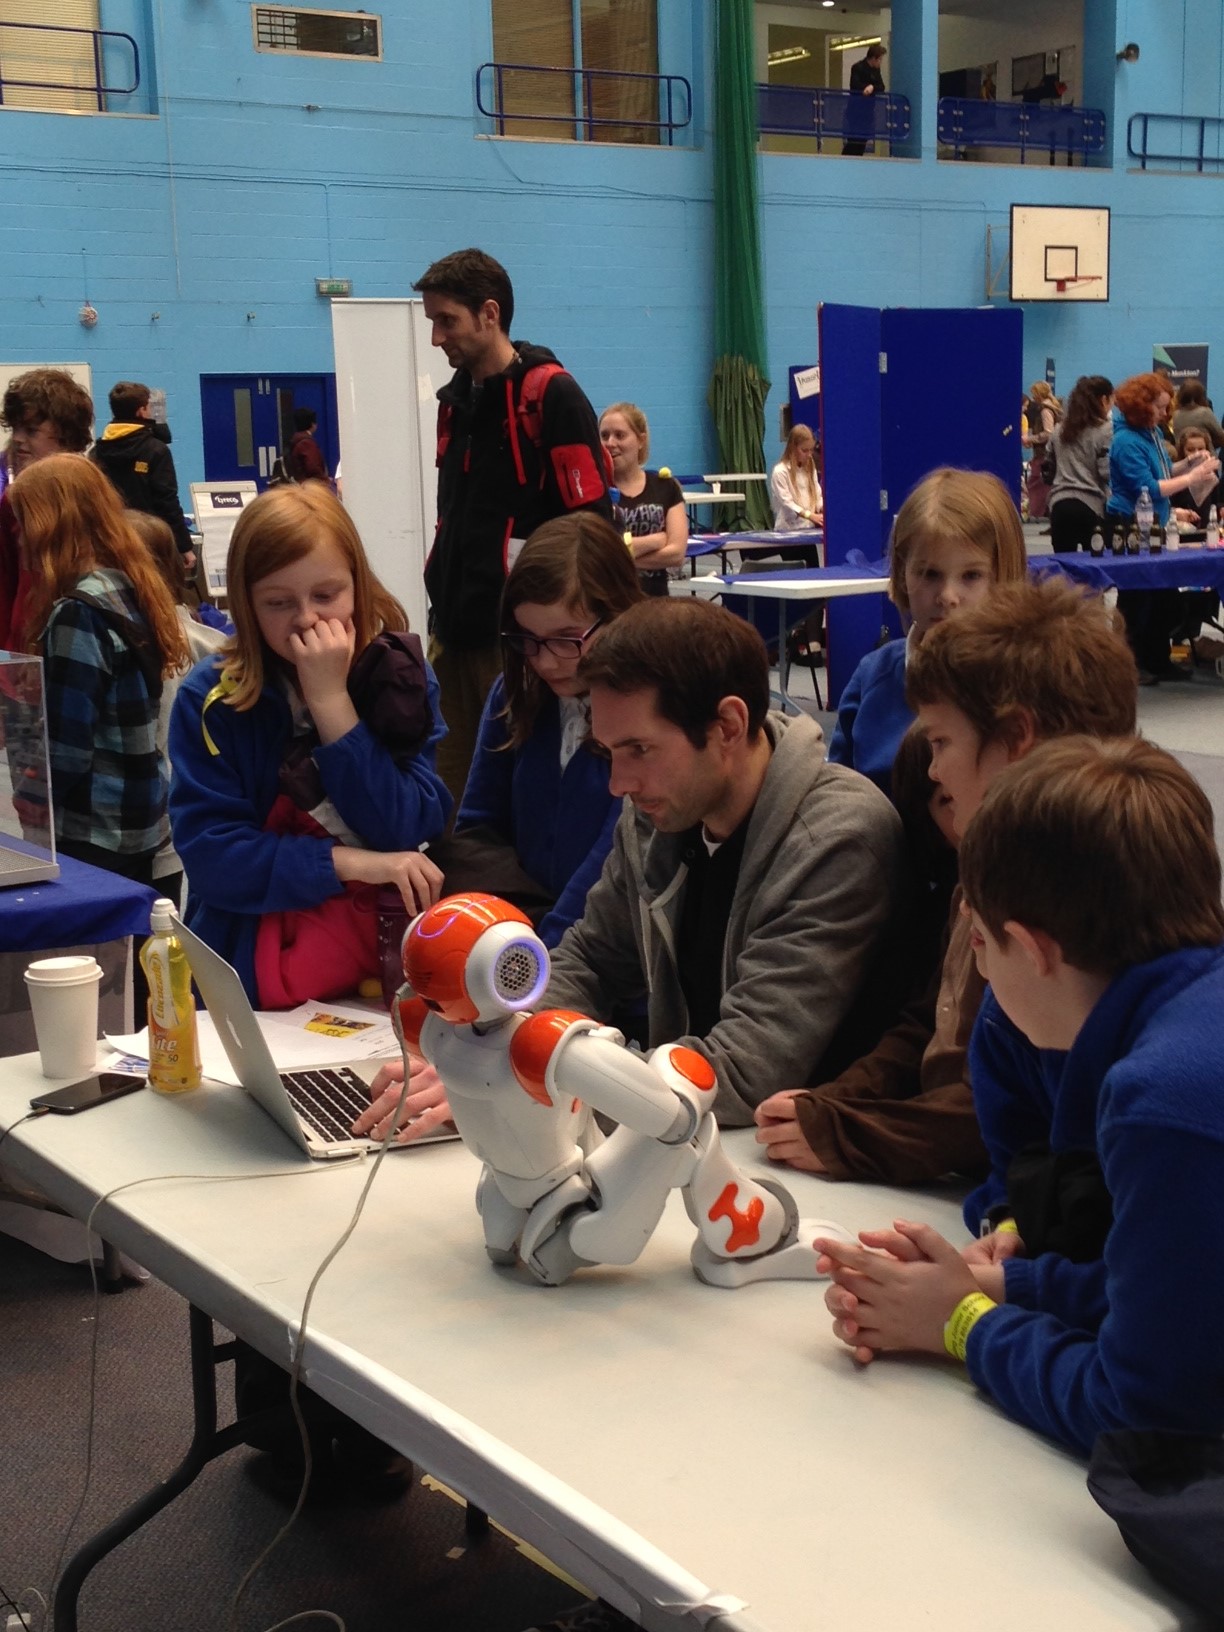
left=394, top=892, right=851, bottom=1287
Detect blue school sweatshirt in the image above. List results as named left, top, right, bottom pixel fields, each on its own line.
left=457, top=677, right=620, bottom=948
left=961, top=946, right=1224, bottom=1454
left=168, top=653, right=451, bottom=1001
left=826, top=639, right=912, bottom=798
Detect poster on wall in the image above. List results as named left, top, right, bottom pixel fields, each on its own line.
left=1153, top=343, right=1209, bottom=395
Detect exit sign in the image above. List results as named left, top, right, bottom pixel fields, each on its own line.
left=315, top=277, right=352, bottom=297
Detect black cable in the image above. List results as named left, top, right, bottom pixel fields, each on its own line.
left=0, top=1108, right=50, bottom=1162
left=0, top=1583, right=32, bottom=1630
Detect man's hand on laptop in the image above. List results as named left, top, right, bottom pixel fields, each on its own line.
left=351, top=1055, right=453, bottom=1145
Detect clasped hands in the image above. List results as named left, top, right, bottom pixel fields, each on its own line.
left=813, top=1221, right=1020, bottom=1364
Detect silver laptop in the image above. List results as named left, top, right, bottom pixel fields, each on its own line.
left=170, top=913, right=457, bottom=1160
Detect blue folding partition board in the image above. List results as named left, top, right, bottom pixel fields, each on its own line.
left=818, top=303, right=1023, bottom=708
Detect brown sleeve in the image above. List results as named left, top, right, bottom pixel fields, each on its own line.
left=792, top=1078, right=986, bottom=1187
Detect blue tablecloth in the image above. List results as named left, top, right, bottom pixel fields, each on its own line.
left=0, top=851, right=157, bottom=954
left=1034, top=547, right=1224, bottom=593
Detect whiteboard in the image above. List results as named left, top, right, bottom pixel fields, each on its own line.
left=330, top=300, right=453, bottom=641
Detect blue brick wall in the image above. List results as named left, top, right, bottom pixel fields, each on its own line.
left=0, top=0, right=1220, bottom=490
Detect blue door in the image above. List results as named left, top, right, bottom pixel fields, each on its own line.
left=200, top=373, right=339, bottom=488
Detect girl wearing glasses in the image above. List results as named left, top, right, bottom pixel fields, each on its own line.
left=455, top=512, right=645, bottom=946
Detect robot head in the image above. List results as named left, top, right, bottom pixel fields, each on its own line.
left=401, top=893, right=550, bottom=1025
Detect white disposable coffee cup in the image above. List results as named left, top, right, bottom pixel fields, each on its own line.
left=24, top=955, right=104, bottom=1079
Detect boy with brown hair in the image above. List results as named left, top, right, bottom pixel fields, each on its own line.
left=756, top=574, right=1138, bottom=1184
left=814, top=735, right=1224, bottom=1455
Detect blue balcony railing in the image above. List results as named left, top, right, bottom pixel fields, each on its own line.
left=1128, top=112, right=1224, bottom=173
left=756, top=83, right=911, bottom=153
left=476, top=61, right=692, bottom=146
left=938, top=98, right=1106, bottom=162
left=0, top=20, right=139, bottom=111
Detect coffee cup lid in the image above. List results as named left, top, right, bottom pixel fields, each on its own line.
left=25, top=955, right=102, bottom=984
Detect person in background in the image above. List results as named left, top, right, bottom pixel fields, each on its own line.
left=413, top=247, right=611, bottom=805
left=129, top=511, right=231, bottom=908
left=89, top=381, right=196, bottom=572
left=8, top=455, right=188, bottom=885
left=1022, top=381, right=1061, bottom=520
left=1171, top=378, right=1224, bottom=450
left=1168, top=425, right=1224, bottom=525
left=599, top=402, right=688, bottom=597
left=169, top=483, right=450, bottom=1007
left=770, top=424, right=824, bottom=533
left=1108, top=372, right=1220, bottom=681
left=842, top=42, right=886, bottom=155
left=1047, top=374, right=1113, bottom=552
left=286, top=406, right=330, bottom=485
left=827, top=467, right=1027, bottom=798
left=453, top=511, right=644, bottom=947
left=0, top=369, right=94, bottom=646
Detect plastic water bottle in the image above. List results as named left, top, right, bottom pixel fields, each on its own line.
left=1208, top=505, right=1220, bottom=550
left=1135, top=487, right=1153, bottom=550
left=140, top=898, right=202, bottom=1094
left=1089, top=522, right=1104, bottom=557
left=1166, top=513, right=1180, bottom=551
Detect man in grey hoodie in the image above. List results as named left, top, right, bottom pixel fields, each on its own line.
left=545, top=597, right=906, bottom=1124
left=356, top=597, right=906, bottom=1139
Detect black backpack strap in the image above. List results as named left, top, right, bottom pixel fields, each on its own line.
left=67, top=591, right=164, bottom=702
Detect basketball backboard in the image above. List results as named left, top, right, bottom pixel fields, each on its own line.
left=1009, top=205, right=1110, bottom=302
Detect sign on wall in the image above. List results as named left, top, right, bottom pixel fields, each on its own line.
left=1153, top=344, right=1209, bottom=395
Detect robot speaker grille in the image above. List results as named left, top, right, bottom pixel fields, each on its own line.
left=495, top=944, right=542, bottom=998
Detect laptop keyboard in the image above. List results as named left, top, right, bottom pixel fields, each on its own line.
left=281, top=1066, right=372, bottom=1145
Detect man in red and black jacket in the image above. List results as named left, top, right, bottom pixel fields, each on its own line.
left=414, top=248, right=611, bottom=803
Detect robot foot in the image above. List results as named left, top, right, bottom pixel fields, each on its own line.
left=691, top=1217, right=856, bottom=1288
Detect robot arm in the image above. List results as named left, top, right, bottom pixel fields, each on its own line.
left=509, top=1010, right=707, bottom=1144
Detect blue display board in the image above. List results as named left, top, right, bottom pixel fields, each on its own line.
left=818, top=303, right=1023, bottom=707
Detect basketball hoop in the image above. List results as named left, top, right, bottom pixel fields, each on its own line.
left=1054, top=274, right=1103, bottom=293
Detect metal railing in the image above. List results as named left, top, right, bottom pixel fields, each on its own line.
left=938, top=97, right=1106, bottom=162
left=1128, top=111, right=1224, bottom=172
left=756, top=83, right=911, bottom=153
left=476, top=61, right=692, bottom=146
left=0, top=19, right=139, bottom=111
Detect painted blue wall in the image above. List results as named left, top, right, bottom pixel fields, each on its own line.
left=0, top=0, right=1220, bottom=491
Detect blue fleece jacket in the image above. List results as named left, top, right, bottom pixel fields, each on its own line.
left=457, top=677, right=620, bottom=948
left=1106, top=408, right=1172, bottom=525
left=826, top=639, right=912, bottom=799
left=168, top=653, right=451, bottom=1001
left=961, top=946, right=1224, bottom=1454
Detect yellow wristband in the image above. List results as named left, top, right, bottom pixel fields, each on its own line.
left=943, top=1292, right=997, bottom=1362
left=994, top=1217, right=1020, bottom=1235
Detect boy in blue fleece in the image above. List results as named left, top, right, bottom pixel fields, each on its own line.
left=815, top=735, right=1224, bottom=1455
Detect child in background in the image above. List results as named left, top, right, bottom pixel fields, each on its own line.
left=827, top=467, right=1027, bottom=798
left=770, top=423, right=824, bottom=532
left=757, top=576, right=1138, bottom=1186
left=128, top=511, right=230, bottom=908
left=169, top=482, right=451, bottom=1006
left=8, top=454, right=188, bottom=883
left=454, top=511, right=645, bottom=947
left=599, top=402, right=688, bottom=596
left=816, top=735, right=1224, bottom=1458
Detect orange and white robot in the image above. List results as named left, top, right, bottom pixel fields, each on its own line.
left=394, top=892, right=851, bottom=1287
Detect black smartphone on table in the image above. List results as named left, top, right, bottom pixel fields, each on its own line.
left=30, top=1074, right=146, bottom=1114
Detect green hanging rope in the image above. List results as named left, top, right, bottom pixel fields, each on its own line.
left=709, top=0, right=772, bottom=531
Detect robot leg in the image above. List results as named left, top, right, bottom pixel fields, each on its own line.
left=476, top=1165, right=531, bottom=1267
left=684, top=1116, right=856, bottom=1287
